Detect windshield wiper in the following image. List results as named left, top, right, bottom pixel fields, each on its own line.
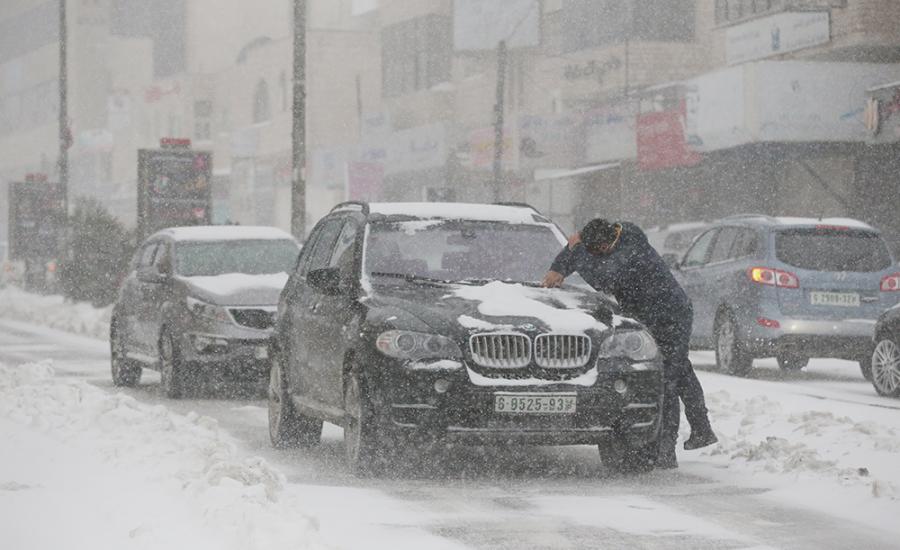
left=457, top=278, right=543, bottom=287
left=370, top=271, right=455, bottom=285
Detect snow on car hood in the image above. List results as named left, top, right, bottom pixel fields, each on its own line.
left=450, top=281, right=610, bottom=334
left=179, top=272, right=289, bottom=306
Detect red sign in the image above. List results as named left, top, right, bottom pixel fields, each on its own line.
left=636, top=104, right=700, bottom=171
left=346, top=162, right=384, bottom=201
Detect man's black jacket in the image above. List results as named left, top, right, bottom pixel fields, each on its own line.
left=550, top=222, right=692, bottom=335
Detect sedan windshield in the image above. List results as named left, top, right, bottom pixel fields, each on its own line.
left=364, top=220, right=568, bottom=284
left=175, top=239, right=299, bottom=277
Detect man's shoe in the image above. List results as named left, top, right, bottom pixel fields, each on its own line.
left=683, top=429, right=718, bottom=451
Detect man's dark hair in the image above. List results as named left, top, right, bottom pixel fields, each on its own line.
left=581, top=218, right=619, bottom=247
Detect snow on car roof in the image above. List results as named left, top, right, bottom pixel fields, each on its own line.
left=367, top=202, right=542, bottom=224
left=153, top=225, right=297, bottom=242
left=773, top=217, right=875, bottom=230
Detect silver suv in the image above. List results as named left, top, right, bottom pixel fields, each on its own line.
left=675, top=215, right=900, bottom=377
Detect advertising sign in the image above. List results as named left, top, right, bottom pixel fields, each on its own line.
left=453, top=0, right=540, bottom=51
left=8, top=181, right=65, bottom=260
left=137, top=146, right=212, bottom=240
left=517, top=113, right=578, bottom=171
left=726, top=11, right=830, bottom=65
left=636, top=102, right=701, bottom=171
left=584, top=102, right=638, bottom=163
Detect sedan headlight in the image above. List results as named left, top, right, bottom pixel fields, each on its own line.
left=186, top=296, right=232, bottom=323
left=375, top=330, right=462, bottom=361
left=598, top=330, right=658, bottom=362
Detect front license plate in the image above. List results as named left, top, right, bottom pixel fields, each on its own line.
left=809, top=291, right=860, bottom=307
left=254, top=346, right=269, bottom=360
left=494, top=393, right=576, bottom=414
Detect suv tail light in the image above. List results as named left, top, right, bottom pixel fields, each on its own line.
left=749, top=267, right=799, bottom=289
left=881, top=273, right=900, bottom=292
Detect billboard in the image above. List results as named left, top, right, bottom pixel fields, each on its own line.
left=137, top=146, right=212, bottom=240
left=726, top=11, right=830, bottom=66
left=8, top=181, right=65, bottom=260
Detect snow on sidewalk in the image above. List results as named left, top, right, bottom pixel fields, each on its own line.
left=0, top=360, right=327, bottom=550
left=685, top=370, right=900, bottom=532
left=0, top=286, right=111, bottom=340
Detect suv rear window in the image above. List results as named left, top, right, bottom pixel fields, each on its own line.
left=775, top=228, right=892, bottom=272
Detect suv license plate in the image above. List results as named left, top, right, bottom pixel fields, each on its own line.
left=809, top=291, right=860, bottom=307
left=494, top=393, right=576, bottom=414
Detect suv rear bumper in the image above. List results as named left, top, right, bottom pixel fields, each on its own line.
left=744, top=316, right=876, bottom=359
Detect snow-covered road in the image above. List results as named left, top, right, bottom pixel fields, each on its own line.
left=1, top=315, right=900, bottom=549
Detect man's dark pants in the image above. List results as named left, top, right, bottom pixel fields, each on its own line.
left=650, top=308, right=709, bottom=457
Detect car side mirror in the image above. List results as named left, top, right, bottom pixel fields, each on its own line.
left=308, top=267, right=343, bottom=295
left=136, top=266, right=165, bottom=284
left=157, top=256, right=173, bottom=277
left=662, top=253, right=680, bottom=270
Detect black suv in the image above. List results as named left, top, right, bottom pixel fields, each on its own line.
left=268, top=202, right=664, bottom=475
left=110, top=226, right=300, bottom=397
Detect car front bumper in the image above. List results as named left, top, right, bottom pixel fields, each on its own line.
left=374, top=359, right=664, bottom=447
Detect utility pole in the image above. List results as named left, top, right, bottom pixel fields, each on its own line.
left=291, top=0, right=307, bottom=239
left=491, top=40, right=508, bottom=203
left=58, top=0, right=69, bottom=217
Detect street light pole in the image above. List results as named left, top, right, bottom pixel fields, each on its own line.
left=58, top=0, right=69, bottom=216
left=491, top=40, right=508, bottom=203
left=291, top=0, right=307, bottom=239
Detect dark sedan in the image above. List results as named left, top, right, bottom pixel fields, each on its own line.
left=268, top=202, right=665, bottom=476
left=110, top=226, right=300, bottom=397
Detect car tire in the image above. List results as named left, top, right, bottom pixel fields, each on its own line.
left=268, top=347, right=323, bottom=449
left=870, top=337, right=900, bottom=398
left=344, top=369, right=391, bottom=477
left=776, top=352, right=809, bottom=372
left=110, top=321, right=142, bottom=387
left=714, top=313, right=753, bottom=376
left=598, top=437, right=657, bottom=474
left=859, top=354, right=874, bottom=382
left=159, top=330, right=193, bottom=399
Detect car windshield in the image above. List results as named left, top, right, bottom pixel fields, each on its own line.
left=364, top=220, right=570, bottom=284
left=775, top=228, right=893, bottom=272
left=175, top=239, right=299, bottom=277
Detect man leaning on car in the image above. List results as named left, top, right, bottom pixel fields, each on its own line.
left=542, top=218, right=717, bottom=468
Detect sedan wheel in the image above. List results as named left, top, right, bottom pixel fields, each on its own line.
left=110, top=325, right=142, bottom=387
left=871, top=338, right=900, bottom=398
left=715, top=314, right=753, bottom=376
left=160, top=331, right=190, bottom=399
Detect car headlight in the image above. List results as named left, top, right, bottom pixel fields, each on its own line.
left=186, top=296, right=232, bottom=323
left=375, top=330, right=462, bottom=361
left=598, top=330, right=658, bottom=362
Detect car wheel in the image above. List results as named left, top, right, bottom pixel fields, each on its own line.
left=859, top=354, right=874, bottom=382
left=344, top=369, right=391, bottom=476
left=268, top=348, right=323, bottom=448
left=159, top=330, right=193, bottom=399
left=714, top=313, right=753, bottom=376
left=110, top=321, right=142, bottom=387
left=776, top=352, right=809, bottom=372
left=598, top=436, right=656, bottom=474
left=871, top=338, right=900, bottom=398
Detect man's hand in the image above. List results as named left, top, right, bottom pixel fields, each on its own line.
left=541, top=271, right=565, bottom=288
left=567, top=232, right=581, bottom=250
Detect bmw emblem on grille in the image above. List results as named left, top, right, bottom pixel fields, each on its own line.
left=519, top=323, right=537, bottom=331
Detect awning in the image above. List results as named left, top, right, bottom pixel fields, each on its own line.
left=868, top=80, right=900, bottom=93
left=533, top=162, right=620, bottom=181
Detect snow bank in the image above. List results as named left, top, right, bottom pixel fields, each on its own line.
left=0, top=361, right=326, bottom=550
left=0, top=286, right=111, bottom=339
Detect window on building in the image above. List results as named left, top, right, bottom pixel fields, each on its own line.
left=381, top=14, right=451, bottom=97
left=253, top=79, right=271, bottom=123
